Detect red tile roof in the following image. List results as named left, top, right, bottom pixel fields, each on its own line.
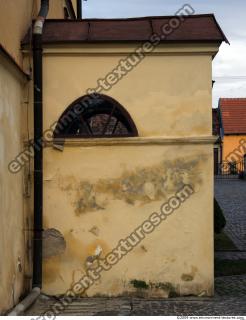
left=22, top=14, right=228, bottom=45
left=219, top=98, right=246, bottom=135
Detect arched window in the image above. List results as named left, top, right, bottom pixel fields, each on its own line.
left=54, top=94, right=138, bottom=138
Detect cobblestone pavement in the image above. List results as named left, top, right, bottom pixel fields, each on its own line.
left=24, top=276, right=246, bottom=316
left=215, top=251, right=246, bottom=260
left=215, top=179, right=246, bottom=251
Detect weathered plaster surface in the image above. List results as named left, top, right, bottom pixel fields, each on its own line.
left=41, top=51, right=212, bottom=138
left=0, top=0, right=33, bottom=65
left=0, top=61, right=26, bottom=314
left=43, top=229, right=66, bottom=259
left=35, top=43, right=216, bottom=298
left=43, top=144, right=214, bottom=297
left=0, top=1, right=67, bottom=66
left=58, top=155, right=204, bottom=215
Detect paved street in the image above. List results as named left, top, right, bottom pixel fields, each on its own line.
left=215, top=179, right=246, bottom=251
left=215, top=251, right=246, bottom=260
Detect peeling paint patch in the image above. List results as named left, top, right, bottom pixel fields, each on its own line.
left=74, top=182, right=105, bottom=215
left=85, top=245, right=102, bottom=268
left=43, top=229, right=66, bottom=259
left=89, top=226, right=100, bottom=237
left=58, top=155, right=206, bottom=215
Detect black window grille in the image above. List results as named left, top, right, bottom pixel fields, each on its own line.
left=54, top=94, right=138, bottom=138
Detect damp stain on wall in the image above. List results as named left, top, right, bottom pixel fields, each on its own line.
left=58, top=155, right=207, bottom=215
left=181, top=266, right=198, bottom=282
left=43, top=255, right=62, bottom=285
left=43, top=228, right=66, bottom=259
left=129, top=280, right=179, bottom=298
left=43, top=227, right=111, bottom=288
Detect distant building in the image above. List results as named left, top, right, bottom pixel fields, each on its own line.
left=212, top=108, right=222, bottom=173
left=218, top=98, right=246, bottom=163
left=214, top=98, right=246, bottom=176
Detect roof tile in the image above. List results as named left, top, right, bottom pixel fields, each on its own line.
left=22, top=14, right=228, bottom=45
left=219, top=98, right=246, bottom=134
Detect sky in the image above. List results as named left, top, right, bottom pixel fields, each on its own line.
left=82, top=0, right=246, bottom=107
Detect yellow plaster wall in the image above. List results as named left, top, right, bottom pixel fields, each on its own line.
left=42, top=45, right=213, bottom=137
left=0, top=59, right=27, bottom=314
left=71, top=0, right=77, bottom=14
left=0, top=0, right=69, bottom=67
left=43, top=143, right=214, bottom=297
left=0, top=2, right=35, bottom=313
left=222, top=135, right=246, bottom=161
left=0, top=0, right=34, bottom=66
left=36, top=0, right=65, bottom=19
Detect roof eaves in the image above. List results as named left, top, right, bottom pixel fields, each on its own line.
left=21, top=14, right=228, bottom=46
left=210, top=14, right=230, bottom=44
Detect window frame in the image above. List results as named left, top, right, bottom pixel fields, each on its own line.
left=53, top=94, right=138, bottom=139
